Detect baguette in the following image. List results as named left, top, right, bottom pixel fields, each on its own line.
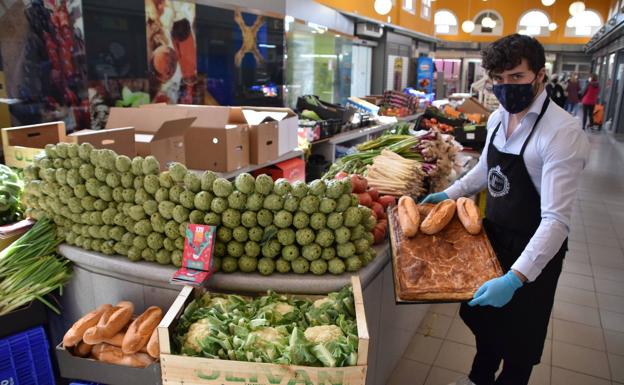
left=397, top=196, right=420, bottom=237
left=146, top=328, right=160, bottom=359
left=74, top=341, right=93, bottom=357
left=457, top=197, right=482, bottom=235
left=83, top=302, right=134, bottom=345
left=100, top=331, right=149, bottom=354
left=122, top=306, right=163, bottom=354
left=63, top=304, right=112, bottom=347
left=420, top=199, right=457, bottom=235
left=92, top=343, right=154, bottom=368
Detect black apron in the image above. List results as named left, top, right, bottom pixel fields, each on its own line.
left=460, top=97, right=568, bottom=365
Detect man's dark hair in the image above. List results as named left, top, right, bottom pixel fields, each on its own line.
left=481, top=34, right=545, bottom=76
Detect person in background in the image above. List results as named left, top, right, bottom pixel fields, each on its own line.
left=422, top=34, right=589, bottom=385
left=565, top=73, right=580, bottom=116
left=581, top=74, right=600, bottom=131
left=549, top=75, right=566, bottom=108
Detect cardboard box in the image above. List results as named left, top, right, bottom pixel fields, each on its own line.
left=235, top=107, right=298, bottom=165
left=1, top=121, right=65, bottom=168
left=105, top=107, right=196, bottom=169
left=252, top=156, right=305, bottom=183
left=55, top=344, right=162, bottom=385
left=158, top=276, right=368, bottom=385
left=456, top=97, right=491, bottom=116
left=67, top=127, right=136, bottom=157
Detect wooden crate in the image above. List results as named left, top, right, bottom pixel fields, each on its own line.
left=158, top=276, right=369, bottom=385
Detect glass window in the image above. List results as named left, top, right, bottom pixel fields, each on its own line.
left=517, top=10, right=551, bottom=36
left=421, top=0, right=431, bottom=20
left=564, top=10, right=602, bottom=37
left=472, top=10, right=503, bottom=36
left=403, top=0, right=415, bottom=14
left=434, top=10, right=458, bottom=35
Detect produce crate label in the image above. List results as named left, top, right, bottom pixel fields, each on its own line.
left=170, top=267, right=211, bottom=286
left=190, top=366, right=352, bottom=385
left=182, top=224, right=216, bottom=271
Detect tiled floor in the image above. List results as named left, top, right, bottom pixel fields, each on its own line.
left=389, top=132, right=624, bottom=385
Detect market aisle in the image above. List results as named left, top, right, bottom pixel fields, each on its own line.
left=388, top=131, right=624, bottom=385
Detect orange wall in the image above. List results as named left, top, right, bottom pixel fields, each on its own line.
left=314, top=0, right=435, bottom=36
left=432, top=0, right=610, bottom=45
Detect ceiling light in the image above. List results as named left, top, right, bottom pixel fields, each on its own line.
left=548, top=22, right=557, bottom=31
left=374, top=0, right=392, bottom=15
left=541, top=0, right=555, bottom=6
left=518, top=29, right=529, bottom=35
left=566, top=17, right=576, bottom=28
left=569, top=1, right=585, bottom=16
left=482, top=16, right=494, bottom=26
left=462, top=20, right=475, bottom=33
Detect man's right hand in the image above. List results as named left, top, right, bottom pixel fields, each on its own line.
left=421, top=192, right=449, bottom=204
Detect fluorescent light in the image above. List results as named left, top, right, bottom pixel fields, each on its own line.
left=258, top=44, right=276, bottom=48
left=569, top=1, right=585, bottom=16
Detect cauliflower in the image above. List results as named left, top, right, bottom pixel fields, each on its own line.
left=238, top=256, right=258, bottom=273
left=227, top=191, right=247, bottom=210
left=302, top=244, right=322, bottom=261
left=194, top=191, right=213, bottom=211
left=246, top=193, right=264, bottom=211
left=201, top=170, right=217, bottom=191
left=210, top=197, right=228, bottom=214
left=309, top=213, right=326, bottom=230
left=115, top=155, right=132, bottom=173
left=263, top=194, right=283, bottom=211
left=304, top=325, right=343, bottom=344
left=307, top=180, right=326, bottom=196
left=180, top=190, right=196, bottom=209
left=234, top=173, right=255, bottom=194
left=273, top=178, right=291, bottom=197
left=244, top=240, right=261, bottom=257
left=184, top=173, right=201, bottom=192
left=184, top=318, right=217, bottom=353
left=213, top=178, right=233, bottom=197
left=328, top=258, right=346, bottom=275
left=273, top=210, right=293, bottom=229
left=313, top=297, right=331, bottom=308
left=293, top=211, right=310, bottom=229
left=168, top=162, right=187, bottom=182
left=233, top=227, right=248, bottom=242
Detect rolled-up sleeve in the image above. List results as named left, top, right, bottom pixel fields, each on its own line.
left=511, top=124, right=590, bottom=281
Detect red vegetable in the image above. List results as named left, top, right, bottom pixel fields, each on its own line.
left=378, top=195, right=397, bottom=208
left=350, top=174, right=368, bottom=193
left=335, top=171, right=348, bottom=180
left=373, top=227, right=385, bottom=244
left=368, top=188, right=379, bottom=201
left=378, top=219, right=388, bottom=232
left=357, top=192, right=373, bottom=207
left=371, top=202, right=384, bottom=219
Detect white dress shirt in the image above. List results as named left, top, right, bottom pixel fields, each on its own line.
left=444, top=90, right=590, bottom=281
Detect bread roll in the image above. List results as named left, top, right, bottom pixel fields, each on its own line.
left=146, top=328, right=160, bottom=359
left=83, top=302, right=134, bottom=345
left=74, top=341, right=93, bottom=357
left=457, top=197, right=482, bottom=235
left=92, top=343, right=154, bottom=368
left=63, top=304, right=112, bottom=347
left=122, top=306, right=163, bottom=354
left=397, top=196, right=420, bottom=237
left=420, top=199, right=456, bottom=235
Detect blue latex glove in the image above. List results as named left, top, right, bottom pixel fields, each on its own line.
left=421, top=192, right=449, bottom=204
left=468, top=271, right=523, bottom=308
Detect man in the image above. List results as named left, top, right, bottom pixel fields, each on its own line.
left=549, top=75, right=566, bottom=108
left=423, top=34, right=589, bottom=385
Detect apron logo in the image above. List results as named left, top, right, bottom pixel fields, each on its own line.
left=488, top=165, right=510, bottom=197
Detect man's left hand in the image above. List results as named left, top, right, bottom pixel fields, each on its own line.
left=468, top=271, right=524, bottom=307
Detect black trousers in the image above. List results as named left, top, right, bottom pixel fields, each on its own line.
left=582, top=104, right=595, bottom=129
left=468, top=342, right=533, bottom=385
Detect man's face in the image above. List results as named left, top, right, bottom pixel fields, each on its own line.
left=489, top=59, right=544, bottom=85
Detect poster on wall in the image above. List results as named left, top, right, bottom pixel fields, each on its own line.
left=386, top=55, right=408, bottom=92
left=145, top=0, right=201, bottom=104
left=417, top=56, right=434, bottom=94
left=196, top=5, right=284, bottom=106
left=0, top=0, right=89, bottom=131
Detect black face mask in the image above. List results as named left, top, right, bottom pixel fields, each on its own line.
left=492, top=75, right=539, bottom=114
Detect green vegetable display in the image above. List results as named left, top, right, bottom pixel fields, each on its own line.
left=21, top=144, right=378, bottom=274
left=174, top=285, right=359, bottom=367
left=0, top=165, right=24, bottom=224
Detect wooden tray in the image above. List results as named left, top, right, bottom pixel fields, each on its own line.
left=388, top=204, right=503, bottom=303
